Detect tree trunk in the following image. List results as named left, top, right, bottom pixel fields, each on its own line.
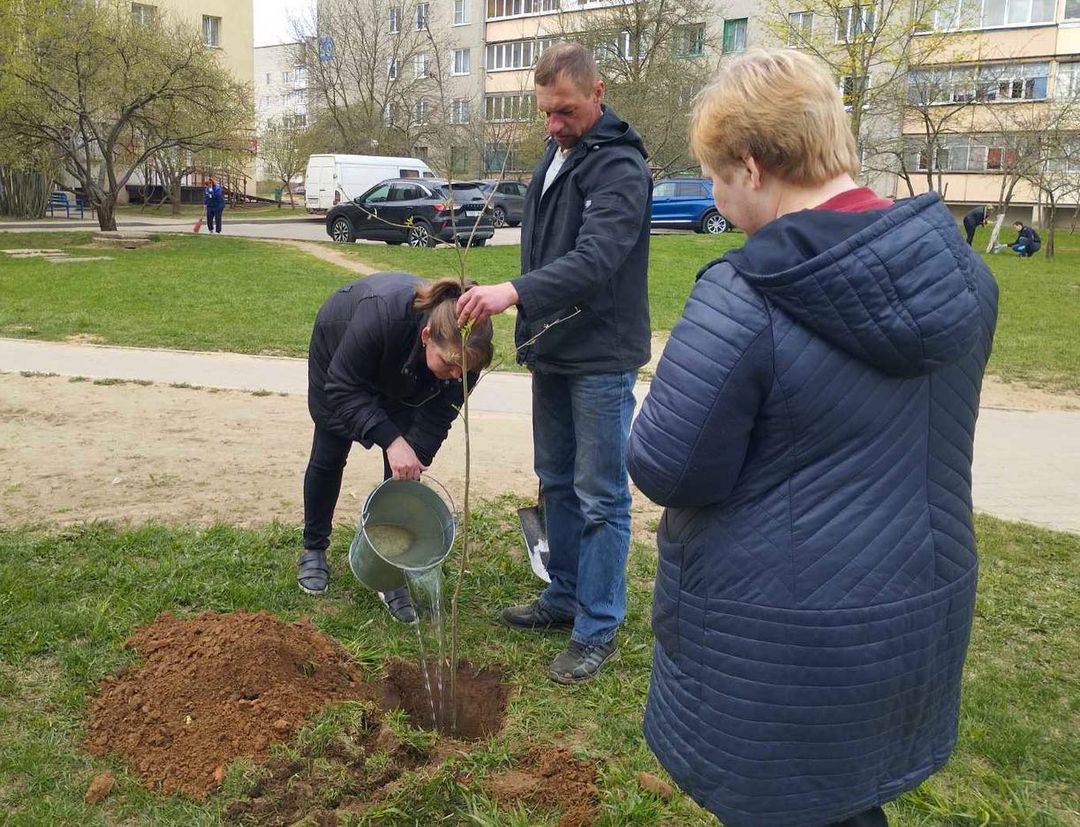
left=96, top=198, right=118, bottom=231
left=1045, top=191, right=1055, bottom=260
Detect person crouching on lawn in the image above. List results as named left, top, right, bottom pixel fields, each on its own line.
left=626, top=48, right=999, bottom=827
left=298, top=274, right=493, bottom=624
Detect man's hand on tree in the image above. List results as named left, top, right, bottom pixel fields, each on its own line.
left=386, top=437, right=427, bottom=481
left=456, top=282, right=519, bottom=327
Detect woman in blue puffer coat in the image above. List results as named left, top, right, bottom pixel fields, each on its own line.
left=627, top=49, right=998, bottom=827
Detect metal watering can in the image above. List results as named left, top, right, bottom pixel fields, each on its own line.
left=348, top=477, right=456, bottom=593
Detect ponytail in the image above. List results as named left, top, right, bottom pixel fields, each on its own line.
left=414, top=277, right=495, bottom=371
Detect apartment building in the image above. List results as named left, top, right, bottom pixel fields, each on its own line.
left=254, top=43, right=309, bottom=181
left=900, top=0, right=1080, bottom=218
left=129, top=0, right=256, bottom=196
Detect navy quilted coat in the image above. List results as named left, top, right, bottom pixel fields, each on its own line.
left=626, top=193, right=998, bottom=826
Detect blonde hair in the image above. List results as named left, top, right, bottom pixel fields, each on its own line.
left=413, top=278, right=495, bottom=372
left=690, top=49, right=860, bottom=187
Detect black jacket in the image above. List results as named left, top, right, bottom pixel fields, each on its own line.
left=307, top=273, right=476, bottom=465
left=511, top=106, right=652, bottom=374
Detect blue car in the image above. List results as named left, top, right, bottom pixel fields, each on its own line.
left=650, top=177, right=729, bottom=234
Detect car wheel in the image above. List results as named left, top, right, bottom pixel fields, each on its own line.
left=407, top=221, right=436, bottom=248
left=330, top=217, right=354, bottom=243
left=701, top=211, right=727, bottom=235
left=492, top=206, right=507, bottom=228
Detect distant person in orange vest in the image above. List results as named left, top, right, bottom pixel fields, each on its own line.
left=203, top=177, right=226, bottom=234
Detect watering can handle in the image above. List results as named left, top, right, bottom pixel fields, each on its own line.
left=361, top=475, right=458, bottom=524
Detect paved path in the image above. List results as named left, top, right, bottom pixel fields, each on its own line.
left=2, top=338, right=1076, bottom=534
left=0, top=215, right=523, bottom=246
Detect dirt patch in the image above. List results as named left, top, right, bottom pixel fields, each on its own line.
left=85, top=611, right=369, bottom=798
left=266, top=239, right=374, bottom=276
left=376, top=657, right=510, bottom=739
left=484, top=747, right=600, bottom=827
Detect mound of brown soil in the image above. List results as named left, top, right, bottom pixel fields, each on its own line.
left=484, top=747, right=600, bottom=827
left=86, top=611, right=369, bottom=798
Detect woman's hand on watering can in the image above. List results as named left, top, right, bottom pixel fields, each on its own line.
left=387, top=437, right=427, bottom=481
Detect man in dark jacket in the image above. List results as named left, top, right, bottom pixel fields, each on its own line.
left=962, top=203, right=994, bottom=245
left=627, top=50, right=997, bottom=827
left=457, top=42, right=651, bottom=684
left=1009, top=221, right=1041, bottom=256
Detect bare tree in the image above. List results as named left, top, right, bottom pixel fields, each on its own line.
left=0, top=0, right=252, bottom=231
left=553, top=0, right=721, bottom=177
left=293, top=0, right=453, bottom=158
left=261, top=119, right=316, bottom=206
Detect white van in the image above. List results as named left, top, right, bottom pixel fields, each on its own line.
left=304, top=154, right=435, bottom=213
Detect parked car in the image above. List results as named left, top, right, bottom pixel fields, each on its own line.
left=470, top=179, right=528, bottom=228
left=650, top=177, right=729, bottom=234
left=325, top=179, right=495, bottom=247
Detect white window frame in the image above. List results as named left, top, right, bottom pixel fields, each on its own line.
left=835, top=6, right=874, bottom=42
left=486, top=37, right=554, bottom=71
left=485, top=93, right=536, bottom=122
left=132, top=3, right=157, bottom=26
left=675, top=23, right=705, bottom=57
left=389, top=6, right=401, bottom=32
left=486, top=0, right=559, bottom=21
left=450, top=98, right=471, bottom=124
left=415, top=52, right=431, bottom=78
left=787, top=10, right=813, bottom=45
left=388, top=58, right=400, bottom=80
left=202, top=15, right=221, bottom=48
left=454, top=0, right=469, bottom=25
left=415, top=2, right=430, bottom=30
left=414, top=99, right=432, bottom=124
left=452, top=48, right=471, bottom=75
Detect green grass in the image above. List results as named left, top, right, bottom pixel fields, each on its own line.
left=0, top=509, right=1075, bottom=825
left=0, top=229, right=1077, bottom=391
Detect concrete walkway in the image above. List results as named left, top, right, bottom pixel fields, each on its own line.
left=1, top=338, right=1077, bottom=533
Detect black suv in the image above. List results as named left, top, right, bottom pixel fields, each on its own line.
left=471, top=179, right=528, bottom=228
left=326, top=179, right=495, bottom=247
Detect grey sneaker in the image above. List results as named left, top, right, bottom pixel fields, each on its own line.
left=297, top=549, right=329, bottom=595
left=501, top=601, right=574, bottom=632
left=378, top=585, right=418, bottom=625
left=549, top=639, right=618, bottom=685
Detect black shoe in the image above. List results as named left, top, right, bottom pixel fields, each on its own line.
left=501, top=601, right=575, bottom=632
left=549, top=639, right=618, bottom=685
left=379, top=585, right=418, bottom=625
left=297, top=549, right=329, bottom=595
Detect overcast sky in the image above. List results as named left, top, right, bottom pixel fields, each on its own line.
left=254, top=0, right=316, bottom=47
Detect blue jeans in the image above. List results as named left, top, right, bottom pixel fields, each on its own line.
left=533, top=370, right=637, bottom=646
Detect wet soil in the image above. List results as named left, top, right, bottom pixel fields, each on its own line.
left=484, top=747, right=601, bottom=827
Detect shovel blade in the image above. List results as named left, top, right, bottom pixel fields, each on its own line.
left=517, top=504, right=550, bottom=583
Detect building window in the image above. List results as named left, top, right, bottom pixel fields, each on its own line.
left=131, top=3, right=157, bottom=25
left=283, top=112, right=307, bottom=128
left=596, top=32, right=642, bottom=63
left=295, top=67, right=307, bottom=86
left=415, top=145, right=429, bottom=161
left=414, top=99, right=432, bottom=124
left=486, top=0, right=559, bottom=20
left=1067, top=0, right=1080, bottom=18
left=788, top=11, right=813, bottom=44
left=675, top=24, right=705, bottom=57
left=384, top=101, right=399, bottom=125
left=486, top=37, right=555, bottom=71
left=840, top=74, right=870, bottom=107
left=202, top=15, right=221, bottom=47
left=450, top=145, right=468, bottom=174
left=926, top=0, right=1054, bottom=29
left=722, top=18, right=747, bottom=52
left=388, top=58, right=400, bottom=80
left=389, top=6, right=401, bottom=32
left=453, top=48, right=471, bottom=75
left=450, top=98, right=471, bottom=123
left=909, top=62, right=1048, bottom=104
left=485, top=93, right=536, bottom=122
left=265, top=72, right=272, bottom=84
left=1058, top=63, right=1080, bottom=99
left=454, top=0, right=469, bottom=24
left=415, top=52, right=431, bottom=78
left=835, top=6, right=873, bottom=41
left=416, top=2, right=429, bottom=30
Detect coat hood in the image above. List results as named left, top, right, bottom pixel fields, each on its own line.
left=577, top=105, right=648, bottom=160
left=723, top=193, right=983, bottom=377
